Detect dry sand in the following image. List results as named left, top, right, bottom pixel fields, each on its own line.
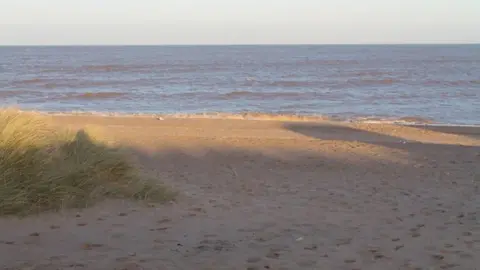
left=1, top=116, right=479, bottom=270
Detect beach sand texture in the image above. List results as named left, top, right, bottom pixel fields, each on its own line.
left=1, top=116, right=479, bottom=270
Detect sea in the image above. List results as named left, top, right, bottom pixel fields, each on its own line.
left=1, top=45, right=479, bottom=125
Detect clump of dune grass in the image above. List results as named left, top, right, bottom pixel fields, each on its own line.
left=0, top=108, right=173, bottom=216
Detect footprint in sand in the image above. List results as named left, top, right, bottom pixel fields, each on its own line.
left=68, top=262, right=86, bottom=268
left=81, top=243, right=104, bottom=250
left=265, top=250, right=281, bottom=259
left=190, top=207, right=207, bottom=213
left=439, top=263, right=460, bottom=269
left=335, top=237, right=352, bottom=246
left=432, top=254, right=445, bottom=261
left=458, top=252, right=473, bottom=259
left=149, top=227, right=169, bottom=231
left=411, top=231, right=421, bottom=238
left=116, top=262, right=143, bottom=270
left=304, top=244, right=318, bottom=251
left=444, top=243, right=454, bottom=248
left=374, top=253, right=385, bottom=260
left=157, top=218, right=171, bottom=224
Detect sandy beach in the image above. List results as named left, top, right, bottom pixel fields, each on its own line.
left=1, top=115, right=479, bottom=270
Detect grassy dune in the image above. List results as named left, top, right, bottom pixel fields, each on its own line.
left=0, top=109, right=172, bottom=216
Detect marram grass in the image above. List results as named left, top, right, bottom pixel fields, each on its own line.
left=0, top=109, right=173, bottom=216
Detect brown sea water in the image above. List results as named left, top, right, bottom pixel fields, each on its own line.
left=1, top=45, right=479, bottom=124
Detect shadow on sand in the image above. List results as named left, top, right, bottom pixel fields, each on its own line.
left=411, top=125, right=480, bottom=140
left=283, top=122, right=480, bottom=161
left=124, top=122, right=479, bottom=205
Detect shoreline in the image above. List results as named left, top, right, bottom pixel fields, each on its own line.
left=11, top=108, right=480, bottom=127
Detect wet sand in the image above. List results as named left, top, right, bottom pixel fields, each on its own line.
left=1, top=116, right=479, bottom=270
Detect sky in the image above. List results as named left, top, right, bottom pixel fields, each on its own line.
left=0, top=0, right=479, bottom=45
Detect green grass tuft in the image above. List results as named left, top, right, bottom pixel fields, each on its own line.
left=0, top=109, right=173, bottom=216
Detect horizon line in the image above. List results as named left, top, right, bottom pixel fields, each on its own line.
left=1, top=43, right=479, bottom=47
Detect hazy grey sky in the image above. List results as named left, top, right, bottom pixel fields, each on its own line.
left=1, top=0, right=479, bottom=45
